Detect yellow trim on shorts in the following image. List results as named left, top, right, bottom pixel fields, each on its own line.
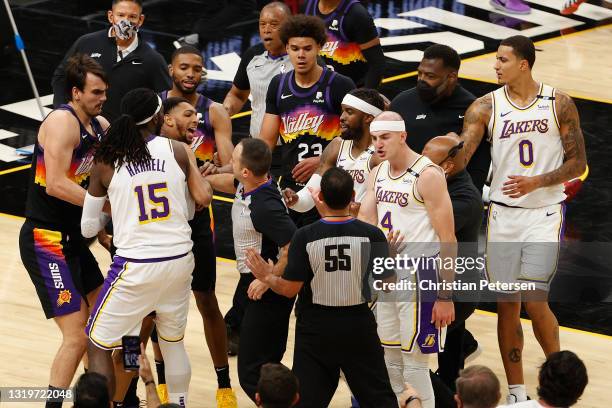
left=406, top=284, right=419, bottom=352
left=381, top=340, right=401, bottom=347
left=484, top=203, right=494, bottom=282
left=550, top=205, right=565, bottom=283
left=88, top=263, right=129, bottom=349
left=157, top=333, right=185, bottom=343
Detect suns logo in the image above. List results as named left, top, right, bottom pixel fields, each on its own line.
left=57, top=289, right=72, bottom=307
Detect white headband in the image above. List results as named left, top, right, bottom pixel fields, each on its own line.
left=136, top=96, right=163, bottom=125
left=370, top=120, right=406, bottom=133
left=341, top=94, right=383, bottom=117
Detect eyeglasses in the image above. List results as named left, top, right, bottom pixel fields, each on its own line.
left=437, top=140, right=464, bottom=165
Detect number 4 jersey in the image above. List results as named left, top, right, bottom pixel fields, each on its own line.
left=108, top=136, right=193, bottom=259
left=266, top=66, right=355, bottom=190
left=488, top=83, right=565, bottom=208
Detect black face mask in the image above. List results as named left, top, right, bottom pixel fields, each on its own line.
left=416, top=78, right=447, bottom=104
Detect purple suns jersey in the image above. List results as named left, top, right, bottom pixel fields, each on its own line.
left=108, top=136, right=192, bottom=259
left=304, top=0, right=378, bottom=86
left=25, top=104, right=104, bottom=231
left=266, top=67, right=355, bottom=191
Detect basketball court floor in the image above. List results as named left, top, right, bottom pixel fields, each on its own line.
left=0, top=0, right=611, bottom=406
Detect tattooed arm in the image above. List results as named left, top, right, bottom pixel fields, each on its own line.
left=459, top=93, right=492, bottom=166
left=539, top=91, right=587, bottom=186
left=502, top=91, right=588, bottom=198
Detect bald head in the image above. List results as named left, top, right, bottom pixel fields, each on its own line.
left=422, top=133, right=465, bottom=177
left=370, top=111, right=406, bottom=136
left=261, top=1, right=291, bottom=16
left=374, top=111, right=403, bottom=122
left=370, top=111, right=409, bottom=162
left=259, top=2, right=291, bottom=55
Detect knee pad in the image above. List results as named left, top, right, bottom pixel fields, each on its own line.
left=158, top=338, right=191, bottom=394
left=383, top=348, right=405, bottom=395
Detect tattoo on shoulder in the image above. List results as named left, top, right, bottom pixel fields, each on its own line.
left=459, top=94, right=491, bottom=165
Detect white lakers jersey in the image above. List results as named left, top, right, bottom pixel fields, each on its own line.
left=108, top=136, right=193, bottom=259
left=488, top=83, right=565, bottom=208
left=374, top=156, right=441, bottom=257
left=336, top=140, right=374, bottom=203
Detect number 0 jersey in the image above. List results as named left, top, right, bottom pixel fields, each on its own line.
left=488, top=83, right=565, bottom=208
left=266, top=67, right=355, bottom=191
left=374, top=156, right=442, bottom=257
left=108, top=136, right=192, bottom=259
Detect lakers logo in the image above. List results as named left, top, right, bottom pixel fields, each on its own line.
left=422, top=334, right=436, bottom=348
left=57, top=289, right=72, bottom=307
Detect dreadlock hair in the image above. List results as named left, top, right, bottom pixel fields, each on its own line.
left=95, top=88, right=160, bottom=168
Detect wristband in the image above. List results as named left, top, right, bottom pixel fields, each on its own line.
left=292, top=173, right=321, bottom=213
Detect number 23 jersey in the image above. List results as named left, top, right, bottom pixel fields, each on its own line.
left=266, top=66, right=355, bottom=190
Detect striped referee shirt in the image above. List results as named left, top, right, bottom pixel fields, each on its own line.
left=233, top=43, right=293, bottom=138
left=232, top=178, right=296, bottom=275
left=283, top=218, right=393, bottom=308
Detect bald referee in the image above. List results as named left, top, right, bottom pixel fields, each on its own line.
left=246, top=167, right=397, bottom=408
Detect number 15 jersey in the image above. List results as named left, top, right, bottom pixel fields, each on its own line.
left=109, top=136, right=193, bottom=259
left=487, top=83, right=565, bottom=208
left=266, top=66, right=355, bottom=191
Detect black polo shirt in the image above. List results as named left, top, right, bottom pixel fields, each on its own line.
left=52, top=29, right=171, bottom=121
left=447, top=170, right=483, bottom=298
left=390, top=84, right=491, bottom=192
left=448, top=170, right=483, bottom=244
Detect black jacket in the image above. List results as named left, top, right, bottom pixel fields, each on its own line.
left=51, top=29, right=171, bottom=121
left=390, top=85, right=491, bottom=192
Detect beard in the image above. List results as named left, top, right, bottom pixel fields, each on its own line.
left=174, top=78, right=198, bottom=94
left=341, top=124, right=362, bottom=140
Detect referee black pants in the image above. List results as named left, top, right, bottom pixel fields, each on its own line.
left=238, top=290, right=295, bottom=401
left=293, top=304, right=397, bottom=408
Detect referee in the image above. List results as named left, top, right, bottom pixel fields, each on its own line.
left=223, top=2, right=292, bottom=176
left=205, top=138, right=297, bottom=401
left=246, top=168, right=397, bottom=408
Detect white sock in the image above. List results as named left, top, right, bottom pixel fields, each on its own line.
left=169, top=393, right=188, bottom=407
left=507, top=384, right=527, bottom=403
left=159, top=338, right=191, bottom=407
left=383, top=348, right=405, bottom=395
left=402, top=350, right=434, bottom=408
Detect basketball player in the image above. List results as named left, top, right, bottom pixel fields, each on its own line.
left=18, top=54, right=109, bottom=408
left=246, top=167, right=398, bottom=408
left=204, top=138, right=297, bottom=402
left=260, top=14, right=356, bottom=227
left=283, top=88, right=384, bottom=215
left=163, top=45, right=233, bottom=170
left=81, top=88, right=213, bottom=405
left=160, top=46, right=237, bottom=406
left=458, top=35, right=587, bottom=404
left=359, top=112, right=457, bottom=408
left=303, top=0, right=385, bottom=87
